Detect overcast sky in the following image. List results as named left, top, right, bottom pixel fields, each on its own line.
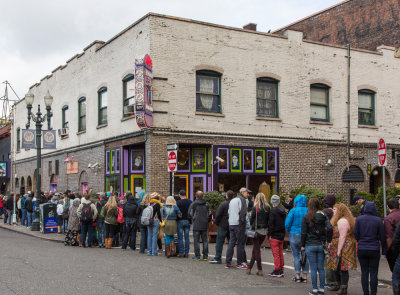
left=0, top=0, right=341, bottom=105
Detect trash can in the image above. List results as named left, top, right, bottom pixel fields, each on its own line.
left=39, top=203, right=58, bottom=233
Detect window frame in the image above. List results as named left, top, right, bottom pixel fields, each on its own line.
left=358, top=89, right=375, bottom=126
left=310, top=83, right=330, bottom=122
left=16, top=127, right=20, bottom=151
left=62, top=105, right=69, bottom=129
left=196, top=70, right=222, bottom=114
left=98, top=87, right=108, bottom=125
left=122, top=74, right=135, bottom=118
left=78, top=97, right=86, bottom=132
left=256, top=77, right=279, bottom=118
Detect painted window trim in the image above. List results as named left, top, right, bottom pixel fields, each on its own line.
left=177, top=148, right=191, bottom=173
left=358, top=89, right=375, bottom=126
left=62, top=105, right=69, bottom=129
left=230, top=148, right=242, bottom=173
left=78, top=97, right=86, bottom=132
left=115, top=148, right=121, bottom=174
left=208, top=148, right=212, bottom=175
left=243, top=149, right=254, bottom=173
left=106, top=150, right=110, bottom=174
left=174, top=174, right=189, bottom=197
left=255, top=149, right=266, bottom=173
left=196, top=70, right=222, bottom=114
left=256, top=77, right=279, bottom=118
left=110, top=150, right=115, bottom=174
left=192, top=148, right=207, bottom=172
left=131, top=175, right=146, bottom=195
left=122, top=74, right=135, bottom=118
left=131, top=149, right=145, bottom=173
left=98, top=87, right=108, bottom=125
left=190, top=174, right=207, bottom=200
left=310, top=83, right=330, bottom=122
left=267, top=150, right=277, bottom=173
left=217, top=148, right=229, bottom=173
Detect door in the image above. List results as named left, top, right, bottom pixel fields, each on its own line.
left=131, top=175, right=146, bottom=197
left=190, top=174, right=206, bottom=200
left=81, top=182, right=88, bottom=195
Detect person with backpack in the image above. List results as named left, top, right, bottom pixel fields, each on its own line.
left=103, top=195, right=119, bottom=249
left=77, top=194, right=98, bottom=248
left=137, top=193, right=150, bottom=254
left=246, top=192, right=270, bottom=276
left=189, top=190, right=212, bottom=261
left=144, top=193, right=162, bottom=256
left=95, top=192, right=107, bottom=248
left=301, top=198, right=333, bottom=295
left=122, top=192, right=139, bottom=251
left=162, top=196, right=182, bottom=258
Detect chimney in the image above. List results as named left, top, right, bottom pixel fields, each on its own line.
left=243, top=23, right=257, bottom=31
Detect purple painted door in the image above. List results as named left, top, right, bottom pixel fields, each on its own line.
left=81, top=182, right=88, bottom=195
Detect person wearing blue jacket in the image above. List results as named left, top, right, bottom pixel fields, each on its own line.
left=285, top=194, right=309, bottom=283
left=354, top=202, right=387, bottom=295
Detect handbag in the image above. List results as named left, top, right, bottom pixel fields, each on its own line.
left=300, top=249, right=307, bottom=268
left=160, top=207, right=171, bottom=228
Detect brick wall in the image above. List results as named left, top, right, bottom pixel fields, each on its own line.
left=274, top=0, right=400, bottom=51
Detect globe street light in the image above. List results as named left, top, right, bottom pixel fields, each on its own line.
left=25, top=90, right=53, bottom=231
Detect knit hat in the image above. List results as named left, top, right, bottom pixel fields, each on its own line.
left=323, top=194, right=336, bottom=208
left=271, top=195, right=280, bottom=206
left=353, top=195, right=363, bottom=202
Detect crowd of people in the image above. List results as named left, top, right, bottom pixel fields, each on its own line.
left=0, top=189, right=399, bottom=295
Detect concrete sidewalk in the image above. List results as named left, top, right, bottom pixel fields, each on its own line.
left=0, top=222, right=393, bottom=288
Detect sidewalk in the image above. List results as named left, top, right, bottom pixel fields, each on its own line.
left=0, top=222, right=393, bottom=287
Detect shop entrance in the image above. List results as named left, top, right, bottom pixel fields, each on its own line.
left=217, top=174, right=246, bottom=192
left=217, top=174, right=274, bottom=198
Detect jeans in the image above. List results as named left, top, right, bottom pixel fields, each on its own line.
left=226, top=224, right=246, bottom=265
left=139, top=224, right=147, bottom=253
left=21, top=209, right=27, bottom=226
left=249, top=233, right=266, bottom=270
left=177, top=219, right=190, bottom=255
left=358, top=249, right=380, bottom=295
left=289, top=233, right=309, bottom=274
left=306, top=244, right=325, bottom=290
left=193, top=230, right=208, bottom=259
left=147, top=220, right=159, bottom=255
left=214, top=227, right=229, bottom=261
left=165, top=234, right=174, bottom=246
left=270, top=238, right=285, bottom=271
left=7, top=209, right=14, bottom=224
left=122, top=218, right=137, bottom=250
left=27, top=211, right=33, bottom=227
left=97, top=219, right=106, bottom=246
left=3, top=210, right=7, bottom=223
left=393, top=259, right=400, bottom=285
left=81, top=221, right=94, bottom=247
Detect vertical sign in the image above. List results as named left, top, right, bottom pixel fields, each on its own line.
left=135, top=54, right=153, bottom=129
left=42, top=130, right=56, bottom=149
left=378, top=137, right=387, bottom=216
left=21, top=129, right=36, bottom=149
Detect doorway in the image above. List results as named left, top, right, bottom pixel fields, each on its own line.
left=370, top=167, right=390, bottom=194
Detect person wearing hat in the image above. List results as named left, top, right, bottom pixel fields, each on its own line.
left=268, top=195, right=286, bottom=277
left=353, top=195, right=370, bottom=215
left=95, top=192, right=107, bottom=248
left=176, top=189, right=192, bottom=257
left=162, top=196, right=182, bottom=257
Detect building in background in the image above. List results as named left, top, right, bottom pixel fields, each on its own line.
left=0, top=124, right=11, bottom=195
left=10, top=13, right=400, bottom=201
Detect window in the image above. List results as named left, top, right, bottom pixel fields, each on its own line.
left=62, top=105, right=68, bottom=128
left=55, top=160, right=59, bottom=175
left=78, top=97, right=86, bottom=132
left=196, top=70, right=221, bottom=113
left=257, top=78, right=278, bottom=117
left=123, top=74, right=135, bottom=117
left=310, top=84, right=329, bottom=121
left=98, top=87, right=108, bottom=125
left=16, top=127, right=20, bottom=151
left=48, top=161, right=52, bottom=176
left=358, top=89, right=375, bottom=125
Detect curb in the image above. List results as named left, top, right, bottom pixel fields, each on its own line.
left=0, top=226, right=64, bottom=244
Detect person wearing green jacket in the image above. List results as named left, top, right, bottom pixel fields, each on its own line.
left=104, top=196, right=118, bottom=249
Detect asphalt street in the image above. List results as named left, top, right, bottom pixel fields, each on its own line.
left=0, top=228, right=393, bottom=295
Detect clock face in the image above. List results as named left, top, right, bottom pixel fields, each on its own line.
left=23, top=130, right=34, bottom=142
left=44, top=131, right=54, bottom=143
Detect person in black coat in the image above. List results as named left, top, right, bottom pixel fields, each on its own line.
left=122, top=192, right=138, bottom=250
left=210, top=190, right=233, bottom=264
left=247, top=192, right=270, bottom=276
left=391, top=222, right=400, bottom=295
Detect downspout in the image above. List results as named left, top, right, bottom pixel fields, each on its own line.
left=346, top=44, right=351, bottom=171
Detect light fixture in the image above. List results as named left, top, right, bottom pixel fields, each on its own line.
left=44, top=91, right=53, bottom=107
left=372, top=170, right=379, bottom=176
left=64, top=157, right=71, bottom=163
left=213, top=156, right=225, bottom=165
left=25, top=91, right=34, bottom=106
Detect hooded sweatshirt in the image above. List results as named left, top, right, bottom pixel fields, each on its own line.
left=77, top=198, right=98, bottom=221
left=68, top=198, right=81, bottom=231
left=322, top=194, right=335, bottom=220
left=354, top=202, right=387, bottom=254
left=268, top=206, right=286, bottom=240
left=189, top=198, right=211, bottom=231
left=285, top=195, right=308, bottom=234
left=123, top=193, right=138, bottom=219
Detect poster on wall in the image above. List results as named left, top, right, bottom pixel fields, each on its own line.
left=255, top=149, right=265, bottom=173
left=192, top=148, right=206, bottom=172
left=177, top=149, right=190, bottom=172
left=230, top=149, right=241, bottom=172
left=217, top=148, right=229, bottom=172
left=131, top=150, right=144, bottom=173
left=67, top=162, right=79, bottom=174
left=243, top=149, right=253, bottom=173
left=0, top=162, right=6, bottom=177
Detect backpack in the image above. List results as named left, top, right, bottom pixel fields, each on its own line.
left=81, top=203, right=93, bottom=222
left=140, top=204, right=154, bottom=226
left=117, top=207, right=124, bottom=223
left=62, top=206, right=69, bottom=219
left=99, top=206, right=106, bottom=219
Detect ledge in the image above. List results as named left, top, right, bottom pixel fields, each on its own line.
left=256, top=116, right=282, bottom=122
left=309, top=120, right=333, bottom=126
left=358, top=124, right=378, bottom=129
left=76, top=130, right=86, bottom=135
left=195, top=112, right=225, bottom=117
left=96, top=124, right=108, bottom=129
left=121, top=115, right=135, bottom=122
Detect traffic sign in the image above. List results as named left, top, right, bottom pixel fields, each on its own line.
left=168, top=150, right=177, bottom=172
left=378, top=137, right=387, bottom=167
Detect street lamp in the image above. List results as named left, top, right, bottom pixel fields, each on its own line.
left=25, top=90, right=53, bottom=231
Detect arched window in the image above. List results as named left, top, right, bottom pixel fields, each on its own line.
left=257, top=77, right=279, bottom=117
left=310, top=83, right=330, bottom=122
left=196, top=70, right=221, bottom=113
left=342, top=165, right=364, bottom=182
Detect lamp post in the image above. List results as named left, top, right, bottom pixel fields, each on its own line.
left=25, top=90, right=53, bottom=231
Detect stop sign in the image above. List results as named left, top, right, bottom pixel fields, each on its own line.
left=378, top=138, right=387, bottom=167
left=168, top=150, right=177, bottom=172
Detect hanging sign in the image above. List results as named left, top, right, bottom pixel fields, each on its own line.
left=22, top=129, right=36, bottom=149
left=135, top=54, right=153, bottom=129
left=42, top=130, right=56, bottom=149
left=67, top=162, right=79, bottom=174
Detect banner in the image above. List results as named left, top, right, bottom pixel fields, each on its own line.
left=0, top=162, right=6, bottom=177
left=42, top=130, right=56, bottom=149
left=67, top=162, right=79, bottom=174
left=22, top=129, right=36, bottom=149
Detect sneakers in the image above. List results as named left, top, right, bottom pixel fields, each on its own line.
left=269, top=270, right=282, bottom=277
left=192, top=256, right=201, bottom=261
left=275, top=270, right=284, bottom=278
left=317, top=289, right=324, bottom=295
left=209, top=259, right=222, bottom=264
left=308, top=290, right=318, bottom=295
left=224, top=263, right=234, bottom=269
left=236, top=263, right=248, bottom=269
left=202, top=257, right=208, bottom=261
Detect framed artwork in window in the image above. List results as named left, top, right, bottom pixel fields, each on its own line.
left=230, top=148, right=241, bottom=173
left=192, top=148, right=206, bottom=172
left=217, top=148, right=229, bottom=172
left=255, top=149, right=265, bottom=173
left=131, top=149, right=145, bottom=173
left=243, top=149, right=253, bottom=173
left=267, top=150, right=277, bottom=173
left=177, top=149, right=190, bottom=172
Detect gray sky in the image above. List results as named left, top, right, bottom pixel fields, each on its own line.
left=0, top=0, right=341, bottom=103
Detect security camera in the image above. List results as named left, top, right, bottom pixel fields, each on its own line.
left=92, top=162, right=99, bottom=168
left=88, top=163, right=92, bottom=169
left=216, top=156, right=224, bottom=163
left=327, top=159, right=332, bottom=165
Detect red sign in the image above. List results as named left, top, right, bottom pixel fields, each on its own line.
left=378, top=138, right=387, bottom=167
left=168, top=151, right=177, bottom=172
